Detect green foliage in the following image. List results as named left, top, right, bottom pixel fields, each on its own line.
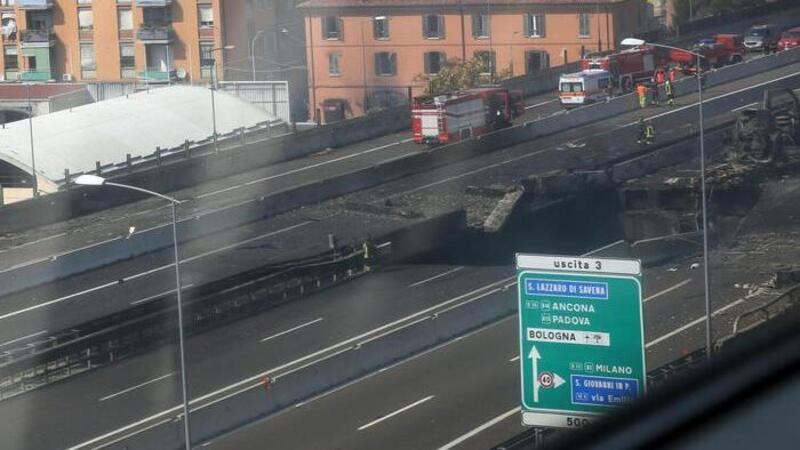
left=415, top=57, right=512, bottom=97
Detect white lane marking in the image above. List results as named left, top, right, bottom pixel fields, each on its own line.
left=525, top=99, right=558, bottom=110
left=438, top=407, right=520, bottom=450
left=357, top=395, right=435, bottom=431
left=732, top=102, right=759, bottom=112
left=646, top=297, right=747, bottom=348
left=239, top=138, right=414, bottom=188
left=409, top=266, right=464, bottom=288
left=64, top=276, right=515, bottom=450
left=196, top=184, right=242, bottom=199
left=98, top=373, right=176, bottom=402
left=260, top=318, right=324, bottom=343
left=644, top=279, right=692, bottom=303
left=509, top=356, right=520, bottom=362
left=0, top=330, right=48, bottom=348
left=0, top=222, right=311, bottom=322
left=129, top=284, right=195, bottom=305
left=398, top=147, right=551, bottom=196
left=0, top=232, right=67, bottom=254
left=625, top=70, right=800, bottom=126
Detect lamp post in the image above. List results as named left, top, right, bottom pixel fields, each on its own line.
left=73, top=175, right=191, bottom=450
left=210, top=45, right=235, bottom=153
left=25, top=83, right=38, bottom=198
left=250, top=30, right=265, bottom=81
left=622, top=37, right=711, bottom=358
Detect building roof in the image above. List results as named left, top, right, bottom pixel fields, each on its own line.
left=298, top=0, right=626, bottom=8
left=0, top=86, right=277, bottom=192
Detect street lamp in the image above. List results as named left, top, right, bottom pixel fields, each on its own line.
left=210, top=45, right=235, bottom=153
left=251, top=28, right=289, bottom=81
left=621, top=37, right=712, bottom=358
left=25, top=83, right=38, bottom=198
left=73, top=175, right=192, bottom=450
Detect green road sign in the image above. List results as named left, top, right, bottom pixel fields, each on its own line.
left=516, top=254, right=645, bottom=428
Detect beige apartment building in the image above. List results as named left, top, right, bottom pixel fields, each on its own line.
left=0, top=0, right=285, bottom=84
left=300, top=0, right=645, bottom=123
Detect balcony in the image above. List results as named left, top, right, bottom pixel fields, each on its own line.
left=136, top=0, right=173, bottom=7
left=20, top=29, right=54, bottom=47
left=20, top=70, right=52, bottom=81
left=17, top=0, right=53, bottom=10
left=136, top=25, right=172, bottom=42
left=138, top=69, right=174, bottom=83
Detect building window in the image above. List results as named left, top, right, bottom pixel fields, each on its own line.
left=78, top=8, right=94, bottom=31
left=374, top=51, right=396, bottom=76
left=525, top=50, right=549, bottom=73
left=80, top=43, right=96, bottom=79
left=120, top=43, right=135, bottom=78
left=423, top=51, right=446, bottom=74
left=200, top=42, right=214, bottom=78
left=578, top=13, right=591, bottom=37
left=328, top=52, right=340, bottom=76
left=322, top=16, right=341, bottom=40
left=118, top=8, right=133, bottom=31
left=472, top=14, right=489, bottom=39
left=143, top=7, right=170, bottom=27
left=4, top=45, right=17, bottom=70
left=78, top=0, right=92, bottom=4
left=474, top=50, right=495, bottom=75
left=2, top=13, right=16, bottom=40
left=423, top=14, right=443, bottom=39
left=524, top=13, right=545, bottom=38
left=28, top=10, right=51, bottom=30
left=198, top=5, right=214, bottom=28
left=373, top=16, right=389, bottom=40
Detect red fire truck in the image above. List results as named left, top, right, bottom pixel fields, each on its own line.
left=580, top=46, right=667, bottom=93
left=670, top=34, right=745, bottom=73
left=412, top=87, right=523, bottom=146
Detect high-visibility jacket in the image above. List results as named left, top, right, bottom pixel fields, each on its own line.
left=668, top=68, right=677, bottom=82
left=645, top=125, right=655, bottom=138
left=636, top=84, right=648, bottom=97
left=654, top=70, right=666, bottom=84
left=665, top=80, right=673, bottom=95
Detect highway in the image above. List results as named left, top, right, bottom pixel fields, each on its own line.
left=199, top=253, right=779, bottom=450
left=0, top=61, right=797, bottom=361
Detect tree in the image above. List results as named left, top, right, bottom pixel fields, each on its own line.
left=414, top=57, right=512, bottom=97
left=672, top=0, right=768, bottom=24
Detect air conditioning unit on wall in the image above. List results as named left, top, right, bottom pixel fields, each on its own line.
left=62, top=74, right=73, bottom=82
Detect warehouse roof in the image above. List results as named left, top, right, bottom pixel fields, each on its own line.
left=0, top=85, right=277, bottom=193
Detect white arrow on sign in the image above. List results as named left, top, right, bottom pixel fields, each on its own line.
left=553, top=372, right=565, bottom=389
left=529, top=346, right=541, bottom=402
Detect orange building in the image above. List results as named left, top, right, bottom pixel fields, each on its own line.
left=299, top=0, right=645, bottom=123
left=0, top=0, right=285, bottom=85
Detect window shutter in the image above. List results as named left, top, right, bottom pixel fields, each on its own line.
left=374, top=52, right=380, bottom=75
left=424, top=52, right=431, bottom=73
left=422, top=15, right=429, bottom=38
left=540, top=15, right=546, bottom=37
left=523, top=14, right=530, bottom=37
left=437, top=15, right=444, bottom=38
left=390, top=53, right=397, bottom=75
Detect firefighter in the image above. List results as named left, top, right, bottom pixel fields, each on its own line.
left=652, top=68, right=666, bottom=105
left=636, top=83, right=648, bottom=109
left=668, top=66, right=678, bottom=83
left=362, top=237, right=376, bottom=272
left=664, top=78, right=675, bottom=106
left=638, top=118, right=655, bottom=145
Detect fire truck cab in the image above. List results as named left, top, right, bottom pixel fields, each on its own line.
left=412, top=87, right=522, bottom=146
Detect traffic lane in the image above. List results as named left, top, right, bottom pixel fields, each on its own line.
left=0, top=90, right=566, bottom=268
left=0, top=130, right=417, bottom=270
left=204, top=315, right=522, bottom=450
left=338, top=63, right=800, bottom=214
left=0, top=264, right=512, bottom=450
left=0, top=212, right=318, bottom=343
